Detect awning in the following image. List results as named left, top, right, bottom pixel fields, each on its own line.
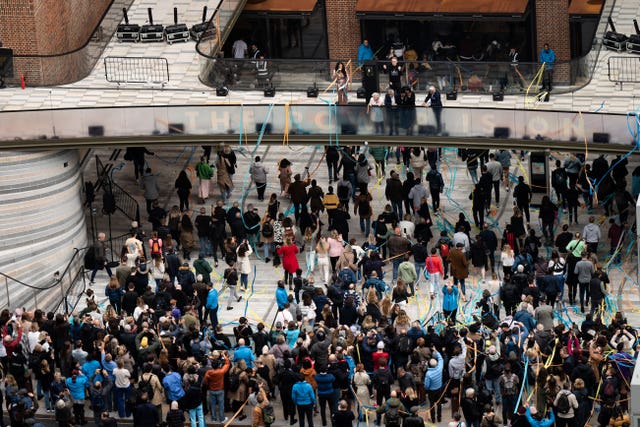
left=355, top=0, right=529, bottom=17
left=244, top=0, right=317, bottom=15
left=568, top=0, right=604, bottom=16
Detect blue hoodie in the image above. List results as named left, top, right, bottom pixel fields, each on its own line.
left=206, top=288, right=219, bottom=310
left=442, top=285, right=459, bottom=311
left=276, top=286, right=289, bottom=310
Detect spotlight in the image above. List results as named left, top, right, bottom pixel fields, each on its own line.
left=356, top=87, right=366, bottom=99
left=264, top=84, right=275, bottom=97
left=446, top=91, right=457, bottom=100
left=492, top=92, right=504, bottom=102
left=216, top=86, right=228, bottom=96
left=307, top=83, right=318, bottom=98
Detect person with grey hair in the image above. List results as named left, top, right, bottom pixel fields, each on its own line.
left=424, top=85, right=443, bottom=134
left=461, top=387, right=482, bottom=427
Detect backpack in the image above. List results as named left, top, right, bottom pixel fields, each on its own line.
left=343, top=292, right=358, bottom=308
left=357, top=199, right=371, bottom=216
left=261, top=404, right=276, bottom=425
left=138, top=375, right=155, bottom=401
left=398, top=335, right=412, bottom=354
left=261, top=222, right=274, bottom=238
left=501, top=374, right=517, bottom=396
left=151, top=238, right=161, bottom=255
left=556, top=391, right=571, bottom=414
left=439, top=242, right=450, bottom=258
left=385, top=404, right=401, bottom=426
left=227, top=372, right=241, bottom=392
left=552, top=168, right=567, bottom=187
left=337, top=183, right=350, bottom=200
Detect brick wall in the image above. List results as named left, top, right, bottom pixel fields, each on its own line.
left=535, top=0, right=571, bottom=83
left=0, top=0, right=111, bottom=85
left=325, top=0, right=361, bottom=63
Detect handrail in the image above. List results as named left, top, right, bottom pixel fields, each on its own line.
left=0, top=246, right=89, bottom=313
left=194, top=0, right=229, bottom=58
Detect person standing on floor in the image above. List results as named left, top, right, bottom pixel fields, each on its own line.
left=223, top=260, right=242, bottom=310
left=513, top=176, right=532, bottom=223
left=292, top=374, right=316, bottom=427
left=539, top=43, right=556, bottom=93
left=141, top=168, right=160, bottom=215
left=195, top=156, right=214, bottom=204
left=250, top=156, right=268, bottom=201
left=174, top=170, right=192, bottom=212
left=424, top=86, right=443, bottom=134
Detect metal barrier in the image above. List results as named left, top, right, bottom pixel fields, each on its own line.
left=607, top=56, right=640, bottom=88
left=104, top=56, right=170, bottom=84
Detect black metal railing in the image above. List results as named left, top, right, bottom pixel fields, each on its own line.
left=104, top=56, right=170, bottom=84
left=607, top=55, right=640, bottom=88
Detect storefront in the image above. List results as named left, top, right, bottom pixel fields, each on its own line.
left=568, top=0, right=604, bottom=57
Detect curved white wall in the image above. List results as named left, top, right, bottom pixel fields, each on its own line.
left=0, top=150, right=88, bottom=311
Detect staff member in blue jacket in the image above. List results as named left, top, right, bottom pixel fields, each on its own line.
left=292, top=374, right=316, bottom=427
left=442, top=283, right=460, bottom=321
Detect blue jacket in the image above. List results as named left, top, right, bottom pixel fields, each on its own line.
left=206, top=288, right=218, bottom=310
left=442, top=286, right=459, bottom=311
left=66, top=375, right=88, bottom=400
left=292, top=381, right=316, bottom=405
left=539, top=48, right=556, bottom=69
left=276, top=287, right=289, bottom=310
left=514, top=309, right=536, bottom=332
left=233, top=345, right=256, bottom=368
left=358, top=43, right=374, bottom=66
left=100, top=352, right=117, bottom=381
left=363, top=277, right=387, bottom=298
left=525, top=407, right=555, bottom=427
left=314, top=373, right=335, bottom=396
left=423, top=351, right=444, bottom=391
left=81, top=360, right=103, bottom=384
left=162, top=372, right=185, bottom=401
left=105, top=285, right=124, bottom=303
left=286, top=329, right=300, bottom=348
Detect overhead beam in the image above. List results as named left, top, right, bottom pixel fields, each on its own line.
left=2, top=134, right=637, bottom=154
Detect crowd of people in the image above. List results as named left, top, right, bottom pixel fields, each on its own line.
left=2, top=143, right=637, bottom=427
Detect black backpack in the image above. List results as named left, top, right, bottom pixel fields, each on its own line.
left=385, top=404, right=401, bottom=426
left=337, top=183, right=350, bottom=200
left=556, top=391, right=571, bottom=414
left=261, top=222, right=274, bottom=238
left=138, top=375, right=155, bottom=401
left=398, top=335, right=412, bottom=354
left=552, top=168, right=567, bottom=187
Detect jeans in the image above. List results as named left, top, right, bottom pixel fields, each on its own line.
left=502, top=394, right=517, bottom=424
left=492, top=180, right=500, bottom=204
left=392, top=257, right=403, bottom=280
left=468, top=167, right=478, bottom=185
left=199, top=236, right=212, bottom=256
left=240, top=273, right=249, bottom=289
left=327, top=158, right=338, bottom=181
left=318, top=394, right=335, bottom=426
left=484, top=378, right=502, bottom=405
left=189, top=403, right=205, bottom=427
left=115, top=385, right=131, bottom=417
left=346, top=173, right=357, bottom=200
left=208, top=390, right=225, bottom=422
left=37, top=381, right=52, bottom=410
left=453, top=277, right=466, bottom=295
left=430, top=189, right=440, bottom=211
left=90, top=260, right=113, bottom=282
left=208, top=306, right=218, bottom=328
left=297, top=403, right=314, bottom=427
left=579, top=281, right=590, bottom=309
left=391, top=200, right=403, bottom=219
left=359, top=217, right=371, bottom=236
left=263, top=242, right=273, bottom=259
left=227, top=285, right=240, bottom=308
left=517, top=202, right=531, bottom=223
left=255, top=182, right=266, bottom=201
left=414, top=262, right=426, bottom=284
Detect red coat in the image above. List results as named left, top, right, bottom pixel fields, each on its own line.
left=277, top=244, right=299, bottom=273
